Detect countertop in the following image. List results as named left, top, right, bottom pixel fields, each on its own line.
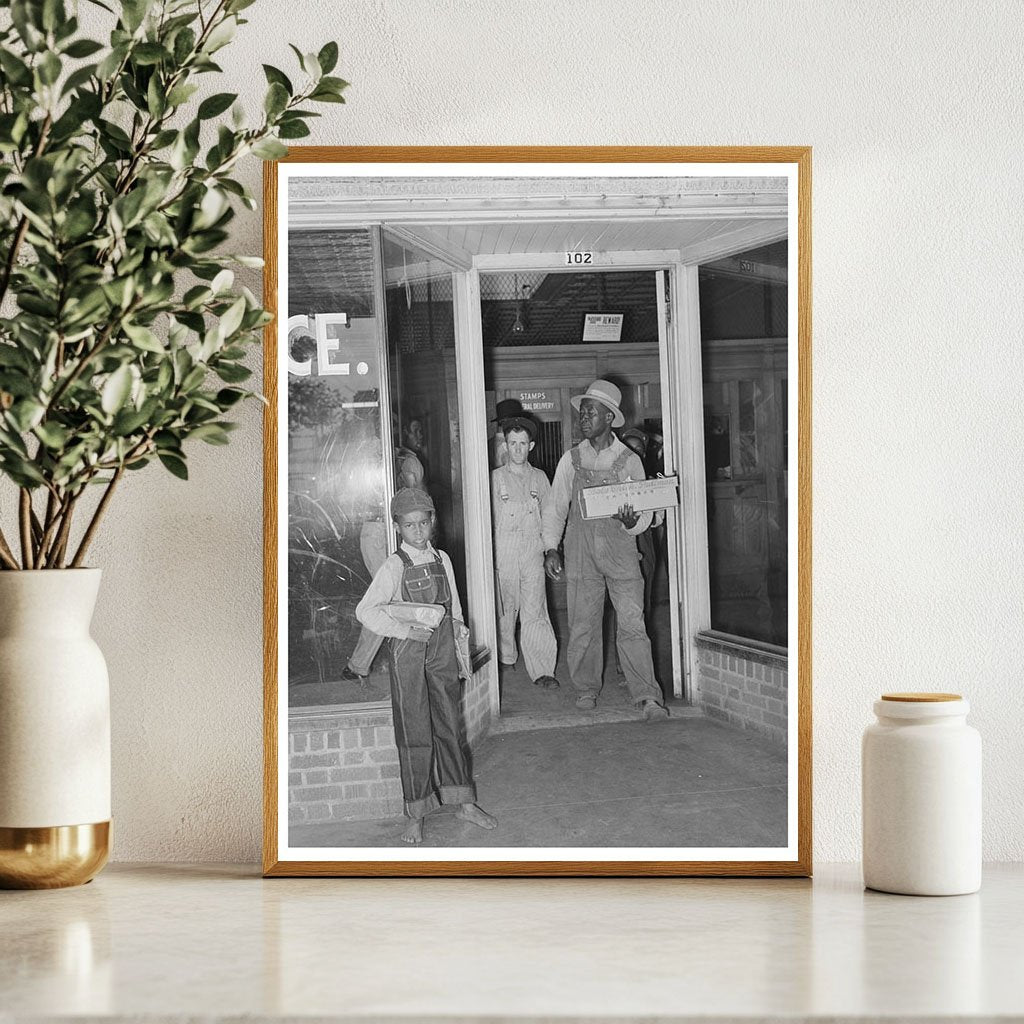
left=2, top=863, right=1022, bottom=1021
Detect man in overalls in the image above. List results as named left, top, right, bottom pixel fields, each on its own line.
left=491, top=416, right=559, bottom=689
left=356, top=487, right=497, bottom=844
left=542, top=381, right=669, bottom=721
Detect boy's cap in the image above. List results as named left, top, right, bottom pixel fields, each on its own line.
left=391, top=487, right=434, bottom=518
left=501, top=415, right=537, bottom=441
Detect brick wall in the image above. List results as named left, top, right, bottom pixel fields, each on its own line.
left=462, top=662, right=491, bottom=748
left=288, top=663, right=493, bottom=826
left=695, top=633, right=787, bottom=746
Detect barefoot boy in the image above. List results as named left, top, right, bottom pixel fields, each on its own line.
left=356, top=487, right=497, bottom=845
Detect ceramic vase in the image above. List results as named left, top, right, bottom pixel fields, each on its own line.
left=0, top=569, right=111, bottom=888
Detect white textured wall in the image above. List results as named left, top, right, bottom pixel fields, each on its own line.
left=74, top=0, right=1024, bottom=862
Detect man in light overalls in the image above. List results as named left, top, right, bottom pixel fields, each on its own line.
left=542, top=380, right=669, bottom=721
left=491, top=416, right=559, bottom=689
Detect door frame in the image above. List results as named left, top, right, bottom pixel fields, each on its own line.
left=455, top=254, right=696, bottom=716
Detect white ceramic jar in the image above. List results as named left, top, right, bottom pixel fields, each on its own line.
left=862, top=692, right=981, bottom=896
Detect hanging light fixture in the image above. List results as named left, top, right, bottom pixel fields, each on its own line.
left=511, top=273, right=528, bottom=334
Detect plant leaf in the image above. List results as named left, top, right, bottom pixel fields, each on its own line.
left=262, top=64, right=292, bottom=94
left=101, top=365, right=133, bottom=414
left=63, top=38, right=104, bottom=58
left=251, top=138, right=287, bottom=160
left=123, top=322, right=165, bottom=353
left=218, top=295, right=246, bottom=339
left=132, top=42, right=168, bottom=66
left=166, top=82, right=199, bottom=107
left=198, top=91, right=237, bottom=119
left=278, top=120, right=310, bottom=140
left=158, top=452, right=189, bottom=479
left=203, top=16, right=236, bottom=53
left=264, top=81, right=288, bottom=117
left=189, top=423, right=231, bottom=445
left=317, top=41, right=338, bottom=75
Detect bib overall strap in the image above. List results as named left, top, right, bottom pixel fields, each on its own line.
left=611, top=446, right=632, bottom=476
left=428, top=553, right=452, bottom=612
left=397, top=547, right=441, bottom=606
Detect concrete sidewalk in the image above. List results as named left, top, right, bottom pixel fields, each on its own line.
left=290, top=714, right=787, bottom=850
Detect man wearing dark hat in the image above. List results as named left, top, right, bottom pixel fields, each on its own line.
left=491, top=415, right=559, bottom=689
left=542, top=380, right=669, bottom=720
left=490, top=397, right=525, bottom=468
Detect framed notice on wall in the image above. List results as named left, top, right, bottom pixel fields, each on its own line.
left=582, top=312, right=624, bottom=342
left=263, top=145, right=812, bottom=878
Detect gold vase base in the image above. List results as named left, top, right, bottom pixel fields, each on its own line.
left=0, top=821, right=110, bottom=889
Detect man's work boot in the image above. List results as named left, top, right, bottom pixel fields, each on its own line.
left=642, top=699, right=669, bottom=722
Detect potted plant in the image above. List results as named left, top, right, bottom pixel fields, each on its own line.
left=0, top=0, right=346, bottom=887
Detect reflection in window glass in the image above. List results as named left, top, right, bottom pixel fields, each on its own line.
left=286, top=228, right=391, bottom=706
left=382, top=237, right=467, bottom=602
left=699, top=241, right=788, bottom=647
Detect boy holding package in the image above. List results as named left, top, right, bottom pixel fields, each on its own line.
left=356, top=487, right=497, bottom=845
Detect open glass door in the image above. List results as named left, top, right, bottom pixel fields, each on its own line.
left=656, top=269, right=686, bottom=700
left=378, top=231, right=494, bottom=681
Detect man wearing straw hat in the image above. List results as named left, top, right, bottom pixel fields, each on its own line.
left=542, top=380, right=669, bottom=721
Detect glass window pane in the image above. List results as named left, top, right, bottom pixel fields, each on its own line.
left=699, top=241, right=788, bottom=647
left=286, top=228, right=391, bottom=706
left=381, top=236, right=467, bottom=613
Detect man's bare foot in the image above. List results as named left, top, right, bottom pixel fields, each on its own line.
left=456, top=803, right=497, bottom=829
left=400, top=818, right=423, bottom=844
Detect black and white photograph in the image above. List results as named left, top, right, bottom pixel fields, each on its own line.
left=265, top=149, right=810, bottom=875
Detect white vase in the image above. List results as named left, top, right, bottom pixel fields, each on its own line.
left=862, top=692, right=981, bottom=896
left=0, top=569, right=111, bottom=888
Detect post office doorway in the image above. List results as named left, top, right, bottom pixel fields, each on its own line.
left=480, top=267, right=686, bottom=724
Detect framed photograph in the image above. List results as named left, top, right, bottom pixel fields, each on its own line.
left=263, top=147, right=811, bottom=876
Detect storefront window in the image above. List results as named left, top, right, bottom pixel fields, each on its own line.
left=699, top=242, right=788, bottom=647
left=286, top=228, right=389, bottom=706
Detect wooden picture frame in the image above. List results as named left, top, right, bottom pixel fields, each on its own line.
left=263, top=147, right=811, bottom=877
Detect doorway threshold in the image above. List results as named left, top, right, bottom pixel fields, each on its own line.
left=492, top=700, right=701, bottom=735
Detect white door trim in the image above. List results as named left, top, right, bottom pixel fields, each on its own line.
left=655, top=270, right=685, bottom=700
left=672, top=264, right=712, bottom=698
left=452, top=268, right=500, bottom=718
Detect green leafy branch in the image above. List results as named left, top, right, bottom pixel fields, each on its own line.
left=0, top=0, right=347, bottom=568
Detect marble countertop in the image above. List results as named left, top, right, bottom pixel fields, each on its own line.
left=2, top=862, right=1022, bottom=1021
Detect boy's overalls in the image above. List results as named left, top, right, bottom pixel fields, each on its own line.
left=387, top=549, right=476, bottom=819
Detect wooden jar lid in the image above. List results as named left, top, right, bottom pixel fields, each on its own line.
left=881, top=692, right=962, bottom=702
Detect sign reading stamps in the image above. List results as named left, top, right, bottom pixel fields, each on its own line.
left=517, top=389, right=561, bottom=413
